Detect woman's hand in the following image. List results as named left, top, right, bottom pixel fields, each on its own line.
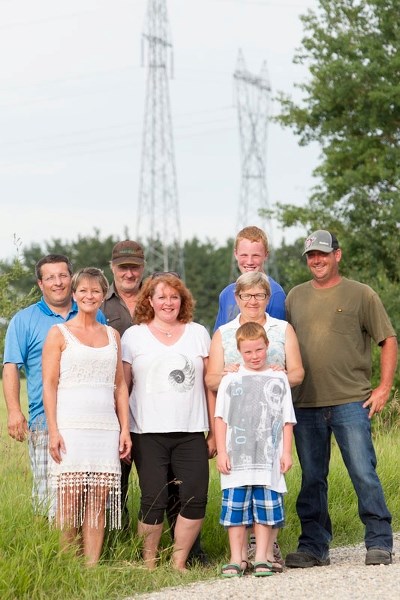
left=266, top=363, right=286, bottom=373
left=223, top=363, right=240, bottom=375
left=206, top=432, right=217, bottom=459
left=119, top=429, right=132, bottom=461
left=49, top=430, right=66, bottom=464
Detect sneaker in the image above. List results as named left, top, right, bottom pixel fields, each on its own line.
left=365, top=548, right=392, bottom=566
left=285, top=551, right=330, bottom=568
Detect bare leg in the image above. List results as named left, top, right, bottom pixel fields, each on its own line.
left=172, top=515, right=203, bottom=571
left=225, top=525, right=247, bottom=573
left=254, top=522, right=273, bottom=565
left=246, top=525, right=280, bottom=558
left=60, top=528, right=83, bottom=557
left=82, top=508, right=106, bottom=567
left=138, top=521, right=164, bottom=569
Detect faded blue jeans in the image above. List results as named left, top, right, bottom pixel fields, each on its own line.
left=293, top=401, right=392, bottom=560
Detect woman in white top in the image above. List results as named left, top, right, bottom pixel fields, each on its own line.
left=43, top=268, right=131, bottom=566
left=206, top=271, right=304, bottom=391
left=206, top=271, right=304, bottom=572
left=122, top=272, right=215, bottom=571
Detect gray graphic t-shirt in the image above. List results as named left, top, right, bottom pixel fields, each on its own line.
left=215, top=366, right=296, bottom=492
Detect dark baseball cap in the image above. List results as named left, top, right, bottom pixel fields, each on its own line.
left=111, top=240, right=145, bottom=266
left=302, top=230, right=340, bottom=256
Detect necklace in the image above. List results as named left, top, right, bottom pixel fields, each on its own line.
left=152, top=323, right=174, bottom=337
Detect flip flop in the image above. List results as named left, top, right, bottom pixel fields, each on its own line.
left=253, top=561, right=275, bottom=577
left=221, top=563, right=244, bottom=578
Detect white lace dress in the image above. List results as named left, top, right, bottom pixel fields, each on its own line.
left=48, top=324, right=121, bottom=529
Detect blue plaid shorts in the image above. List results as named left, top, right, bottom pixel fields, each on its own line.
left=220, top=485, right=284, bottom=527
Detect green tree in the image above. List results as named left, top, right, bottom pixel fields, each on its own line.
left=275, top=0, right=400, bottom=282
left=0, top=259, right=38, bottom=364
left=183, top=237, right=233, bottom=331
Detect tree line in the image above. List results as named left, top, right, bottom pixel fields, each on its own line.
left=1, top=0, right=399, bottom=390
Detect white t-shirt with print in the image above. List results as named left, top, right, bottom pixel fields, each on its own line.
left=122, top=322, right=210, bottom=434
left=215, top=365, right=296, bottom=492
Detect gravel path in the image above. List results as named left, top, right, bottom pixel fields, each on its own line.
left=131, top=533, right=400, bottom=600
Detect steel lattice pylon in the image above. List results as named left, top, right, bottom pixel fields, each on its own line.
left=234, top=49, right=271, bottom=229
left=136, top=0, right=184, bottom=277
left=230, top=49, right=274, bottom=280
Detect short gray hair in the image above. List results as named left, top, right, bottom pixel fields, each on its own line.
left=235, top=271, right=271, bottom=297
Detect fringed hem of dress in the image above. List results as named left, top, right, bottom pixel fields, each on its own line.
left=52, top=471, right=121, bottom=530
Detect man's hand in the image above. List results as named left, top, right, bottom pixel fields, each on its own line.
left=363, top=386, right=391, bottom=419
left=8, top=410, right=28, bottom=442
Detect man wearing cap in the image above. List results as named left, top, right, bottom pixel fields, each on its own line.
left=101, top=240, right=146, bottom=523
left=285, top=230, right=397, bottom=568
left=102, top=240, right=145, bottom=337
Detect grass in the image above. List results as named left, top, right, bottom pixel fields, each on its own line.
left=0, top=383, right=399, bottom=599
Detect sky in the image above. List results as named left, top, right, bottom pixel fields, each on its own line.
left=0, top=0, right=321, bottom=262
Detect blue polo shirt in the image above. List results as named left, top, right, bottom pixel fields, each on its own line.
left=213, top=276, right=286, bottom=332
left=3, top=297, right=106, bottom=428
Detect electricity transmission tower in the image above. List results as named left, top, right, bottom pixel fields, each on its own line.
left=136, top=0, right=184, bottom=277
left=231, top=49, right=275, bottom=279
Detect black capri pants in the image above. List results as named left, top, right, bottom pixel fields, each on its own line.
left=132, top=431, right=209, bottom=525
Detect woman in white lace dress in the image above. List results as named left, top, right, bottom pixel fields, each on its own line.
left=43, top=267, right=131, bottom=566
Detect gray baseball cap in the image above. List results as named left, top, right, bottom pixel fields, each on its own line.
left=302, top=230, right=340, bottom=256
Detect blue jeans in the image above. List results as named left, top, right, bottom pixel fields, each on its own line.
left=294, top=402, right=392, bottom=560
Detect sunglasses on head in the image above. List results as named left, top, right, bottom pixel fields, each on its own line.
left=151, top=271, right=181, bottom=279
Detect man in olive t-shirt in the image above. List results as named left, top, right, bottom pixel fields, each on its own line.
left=285, top=230, right=397, bottom=569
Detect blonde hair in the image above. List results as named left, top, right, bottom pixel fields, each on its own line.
left=71, top=267, right=109, bottom=295
left=236, top=321, right=269, bottom=350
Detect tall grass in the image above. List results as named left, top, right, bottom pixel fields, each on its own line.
left=0, top=384, right=399, bottom=599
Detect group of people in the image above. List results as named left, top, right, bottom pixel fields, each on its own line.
left=3, top=226, right=397, bottom=574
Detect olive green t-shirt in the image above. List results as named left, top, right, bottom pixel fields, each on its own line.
left=286, top=277, right=396, bottom=408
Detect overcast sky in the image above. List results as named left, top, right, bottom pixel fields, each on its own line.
left=1, top=0, right=320, bottom=261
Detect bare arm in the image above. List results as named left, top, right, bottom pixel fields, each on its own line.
left=113, top=332, right=132, bottom=461
left=42, top=327, right=65, bottom=463
left=363, top=336, right=398, bottom=419
left=2, top=363, right=28, bottom=442
left=284, top=323, right=305, bottom=388
left=215, top=416, right=230, bottom=474
left=203, top=356, right=217, bottom=458
left=122, top=361, right=133, bottom=394
left=205, top=330, right=230, bottom=391
left=280, top=422, right=294, bottom=473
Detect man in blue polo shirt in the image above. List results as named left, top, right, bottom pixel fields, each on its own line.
left=2, top=254, right=105, bottom=516
left=214, top=225, right=286, bottom=331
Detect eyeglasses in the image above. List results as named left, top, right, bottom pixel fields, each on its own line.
left=151, top=271, right=181, bottom=279
left=238, top=292, right=268, bottom=301
left=42, top=273, right=71, bottom=283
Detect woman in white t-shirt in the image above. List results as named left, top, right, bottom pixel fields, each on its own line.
left=122, top=272, right=215, bottom=571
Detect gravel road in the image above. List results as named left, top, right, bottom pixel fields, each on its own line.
left=131, top=533, right=400, bottom=600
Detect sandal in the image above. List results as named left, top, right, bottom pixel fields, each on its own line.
left=267, top=559, right=284, bottom=573
left=253, top=561, right=275, bottom=577
left=241, top=560, right=253, bottom=574
left=221, top=563, right=244, bottom=578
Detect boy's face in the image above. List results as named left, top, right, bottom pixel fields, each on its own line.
left=239, top=337, right=268, bottom=371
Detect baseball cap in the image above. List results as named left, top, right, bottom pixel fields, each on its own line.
left=302, top=230, right=340, bottom=256
left=111, top=240, right=145, bottom=266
